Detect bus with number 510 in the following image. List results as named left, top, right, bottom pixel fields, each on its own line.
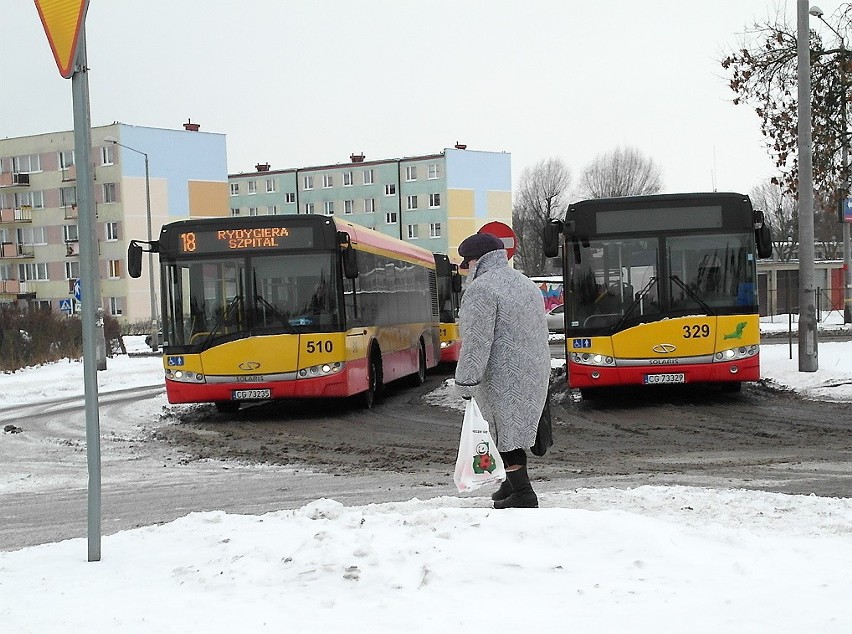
left=543, top=192, right=773, bottom=398
left=128, top=214, right=441, bottom=412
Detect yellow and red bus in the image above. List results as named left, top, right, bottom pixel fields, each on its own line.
left=543, top=192, right=773, bottom=398
left=434, top=253, right=463, bottom=363
left=128, top=214, right=441, bottom=411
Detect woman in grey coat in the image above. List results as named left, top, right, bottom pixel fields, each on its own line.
left=453, top=232, right=551, bottom=509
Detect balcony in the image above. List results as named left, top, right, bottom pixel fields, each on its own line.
left=0, top=242, right=34, bottom=259
left=0, top=172, right=30, bottom=188
left=0, top=206, right=33, bottom=223
left=64, top=205, right=78, bottom=220
left=65, top=241, right=79, bottom=257
left=0, top=279, right=20, bottom=295
left=60, top=164, right=76, bottom=182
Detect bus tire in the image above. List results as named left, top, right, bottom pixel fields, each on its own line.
left=721, top=382, right=742, bottom=393
left=579, top=387, right=601, bottom=401
left=408, top=340, right=427, bottom=387
left=362, top=347, right=383, bottom=409
left=214, top=401, right=241, bottom=414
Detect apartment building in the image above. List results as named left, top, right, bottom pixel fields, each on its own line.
left=0, top=123, right=228, bottom=322
left=227, top=145, right=512, bottom=259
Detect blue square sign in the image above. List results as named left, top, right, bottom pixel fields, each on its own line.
left=844, top=198, right=852, bottom=223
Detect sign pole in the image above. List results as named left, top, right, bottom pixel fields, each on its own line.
left=71, top=23, right=102, bottom=562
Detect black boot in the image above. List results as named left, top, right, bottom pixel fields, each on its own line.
left=491, top=479, right=512, bottom=502
left=493, top=466, right=538, bottom=509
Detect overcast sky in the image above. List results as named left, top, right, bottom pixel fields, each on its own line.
left=1, top=0, right=848, bottom=197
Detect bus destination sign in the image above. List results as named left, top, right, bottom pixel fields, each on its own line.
left=178, top=226, right=313, bottom=253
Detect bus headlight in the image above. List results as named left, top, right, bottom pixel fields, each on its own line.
left=571, top=352, right=615, bottom=367
left=299, top=362, right=344, bottom=378
left=165, top=369, right=206, bottom=383
left=713, top=345, right=759, bottom=362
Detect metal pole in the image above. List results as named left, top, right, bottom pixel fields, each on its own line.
left=144, top=155, right=159, bottom=352
left=71, top=25, right=101, bottom=562
left=798, top=0, right=819, bottom=371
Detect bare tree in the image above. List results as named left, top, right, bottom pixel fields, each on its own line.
left=512, top=158, right=571, bottom=274
left=750, top=180, right=798, bottom=261
left=721, top=5, right=852, bottom=207
left=576, top=146, right=663, bottom=199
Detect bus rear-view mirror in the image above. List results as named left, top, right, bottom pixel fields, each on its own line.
left=127, top=241, right=143, bottom=278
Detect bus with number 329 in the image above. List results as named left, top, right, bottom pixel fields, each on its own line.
left=543, top=192, right=773, bottom=398
left=128, top=214, right=441, bottom=412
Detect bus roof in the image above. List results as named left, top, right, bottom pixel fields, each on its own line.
left=335, top=218, right=436, bottom=268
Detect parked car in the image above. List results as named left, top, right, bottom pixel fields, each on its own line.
left=546, top=304, right=565, bottom=333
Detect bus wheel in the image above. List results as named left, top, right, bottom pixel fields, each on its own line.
left=214, top=401, right=240, bottom=414
left=362, top=349, right=383, bottom=409
left=408, top=341, right=427, bottom=387
left=721, top=382, right=742, bottom=393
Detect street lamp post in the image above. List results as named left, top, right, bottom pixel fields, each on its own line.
left=798, top=0, right=819, bottom=372
left=104, top=137, right=158, bottom=352
left=810, top=4, right=852, bottom=324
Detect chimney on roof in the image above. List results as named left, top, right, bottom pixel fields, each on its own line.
left=255, top=163, right=270, bottom=172
left=183, top=119, right=200, bottom=132
left=454, top=142, right=467, bottom=150
left=350, top=153, right=365, bottom=163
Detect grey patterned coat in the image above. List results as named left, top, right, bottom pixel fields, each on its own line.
left=454, top=250, right=551, bottom=452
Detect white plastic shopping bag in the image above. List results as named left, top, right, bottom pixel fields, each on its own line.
left=453, top=397, right=506, bottom=492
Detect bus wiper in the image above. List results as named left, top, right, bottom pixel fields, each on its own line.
left=669, top=275, right=715, bottom=315
left=254, top=294, right=296, bottom=333
left=199, top=295, right=243, bottom=350
left=611, top=276, right=657, bottom=332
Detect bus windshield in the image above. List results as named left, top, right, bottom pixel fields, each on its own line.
left=164, top=252, right=341, bottom=351
left=566, top=232, right=757, bottom=333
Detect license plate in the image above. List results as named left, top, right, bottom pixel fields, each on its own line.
left=644, top=373, right=685, bottom=385
left=232, top=388, right=271, bottom=400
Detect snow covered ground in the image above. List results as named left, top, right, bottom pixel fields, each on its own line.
left=1, top=321, right=851, bottom=633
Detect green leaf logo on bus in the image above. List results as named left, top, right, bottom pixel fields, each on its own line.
left=724, top=322, right=748, bottom=340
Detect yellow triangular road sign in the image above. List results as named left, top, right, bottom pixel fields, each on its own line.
left=34, top=0, right=89, bottom=78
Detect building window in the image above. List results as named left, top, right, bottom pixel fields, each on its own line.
left=17, top=226, right=46, bottom=245
left=428, top=163, right=440, bottom=179
left=407, top=224, right=419, bottom=239
left=344, top=199, right=354, bottom=215
left=385, top=211, right=397, bottom=224
left=58, top=150, right=75, bottom=168
left=247, top=180, right=257, bottom=195
left=108, top=297, right=123, bottom=316
left=430, top=222, right=442, bottom=238
left=303, top=175, right=314, bottom=190
left=365, top=198, right=375, bottom=213
left=101, top=145, right=114, bottom=166
left=343, top=171, right=353, bottom=186
left=385, top=184, right=396, bottom=196
left=267, top=205, right=278, bottom=215
left=64, top=224, right=79, bottom=242
left=305, top=202, right=314, bottom=214
left=405, top=165, right=417, bottom=181
left=363, top=169, right=374, bottom=185
left=407, top=195, right=418, bottom=210
left=108, top=260, right=122, bottom=279
left=285, top=192, right=296, bottom=204
left=102, top=183, right=117, bottom=203
left=429, top=193, right=441, bottom=208
left=230, top=183, right=240, bottom=196
left=248, top=207, right=258, bottom=216
left=322, top=174, right=334, bottom=188
left=266, top=178, right=276, bottom=193
left=64, top=261, right=80, bottom=280
left=18, top=262, right=49, bottom=281
left=15, top=191, right=45, bottom=209
left=60, top=186, right=77, bottom=207
left=230, top=208, right=240, bottom=216
left=105, top=222, right=119, bottom=241
left=12, top=154, right=41, bottom=173
left=324, top=201, right=335, bottom=215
